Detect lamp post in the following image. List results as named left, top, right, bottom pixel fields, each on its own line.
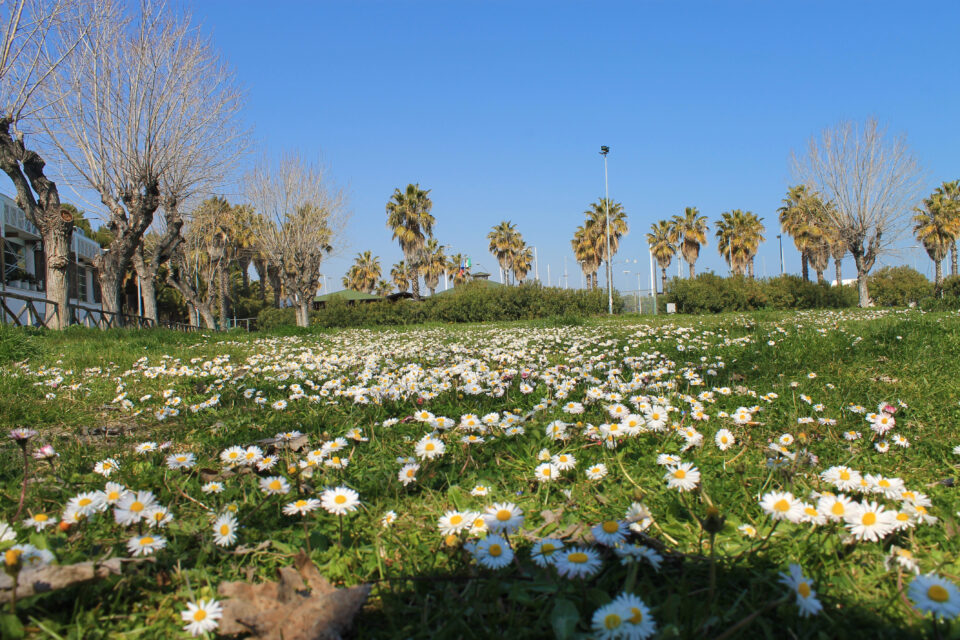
left=600, top=145, right=612, bottom=314
left=530, top=246, right=539, bottom=283
left=777, top=234, right=784, bottom=276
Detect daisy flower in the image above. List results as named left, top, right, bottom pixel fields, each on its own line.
left=592, top=519, right=629, bottom=546
left=93, top=458, right=120, bottom=477
left=759, top=491, right=803, bottom=522
left=144, top=506, right=173, bottom=529
left=537, top=448, right=552, bottom=462
left=381, top=511, right=397, bottom=527
left=201, top=481, right=224, bottom=494
left=655, top=454, right=681, bottom=467
left=320, top=486, right=360, bottom=516
left=24, top=513, right=56, bottom=531
left=591, top=601, right=633, bottom=640
left=180, top=599, right=223, bottom=637
left=398, top=463, right=419, bottom=486
left=714, top=429, right=735, bottom=451
left=551, top=453, right=576, bottom=471
left=483, top=502, right=524, bottom=534
left=555, top=546, right=602, bottom=579
left=470, top=485, right=490, bottom=497
left=212, top=514, right=238, bottom=547
left=908, top=574, right=960, bottom=619
left=534, top=462, right=559, bottom=483
left=664, top=463, right=700, bottom=492
left=844, top=501, right=896, bottom=542
left=531, top=538, right=564, bottom=567
left=114, top=490, right=157, bottom=525
left=817, top=493, right=854, bottom=522
left=414, top=435, right=445, bottom=460
left=283, top=498, right=321, bottom=516
left=738, top=524, right=757, bottom=537
left=257, top=456, right=279, bottom=471
left=165, top=452, right=196, bottom=470
left=242, top=446, right=264, bottom=465
left=437, top=510, right=473, bottom=536
left=611, top=592, right=657, bottom=639
left=473, top=534, right=513, bottom=569
left=779, top=564, right=822, bottom=617
left=220, top=446, right=245, bottom=466
left=586, top=464, right=608, bottom=481
left=259, top=476, right=291, bottom=496
left=127, top=534, right=166, bottom=556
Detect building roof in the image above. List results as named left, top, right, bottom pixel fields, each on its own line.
left=313, top=289, right=382, bottom=302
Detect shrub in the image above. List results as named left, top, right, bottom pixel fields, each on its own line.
left=257, top=306, right=297, bottom=330
left=867, top=266, right=932, bottom=307
left=666, top=272, right=856, bottom=314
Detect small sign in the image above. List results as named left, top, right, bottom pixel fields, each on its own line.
left=666, top=303, right=677, bottom=314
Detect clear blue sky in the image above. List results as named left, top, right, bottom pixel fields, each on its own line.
left=33, top=1, right=960, bottom=292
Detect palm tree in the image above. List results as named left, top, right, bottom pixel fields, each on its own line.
left=716, top=210, right=765, bottom=276
left=422, top=238, right=447, bottom=295
left=571, top=224, right=600, bottom=289
left=513, top=244, right=534, bottom=283
left=487, top=221, right=521, bottom=284
left=446, top=252, right=470, bottom=286
left=914, top=192, right=960, bottom=294
left=386, top=184, right=434, bottom=300
left=934, top=180, right=960, bottom=276
left=343, top=251, right=380, bottom=293
left=584, top=199, right=628, bottom=289
left=778, top=185, right=824, bottom=281
left=670, top=207, right=709, bottom=278
left=646, top=220, right=677, bottom=293
left=375, top=279, right=393, bottom=297
left=390, top=260, right=412, bottom=293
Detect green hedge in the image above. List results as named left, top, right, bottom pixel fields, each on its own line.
left=307, top=283, right=623, bottom=328
left=666, top=273, right=858, bottom=313
left=866, top=266, right=933, bottom=307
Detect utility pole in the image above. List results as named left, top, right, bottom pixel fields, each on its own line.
left=600, top=145, right=612, bottom=314
left=533, top=246, right=539, bottom=283
left=777, top=234, right=784, bottom=276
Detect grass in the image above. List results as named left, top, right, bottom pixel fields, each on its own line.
left=0, top=308, right=959, bottom=638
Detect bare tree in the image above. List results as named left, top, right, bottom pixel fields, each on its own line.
left=246, top=152, right=347, bottom=327
left=0, top=0, right=102, bottom=328
left=41, top=1, right=244, bottom=323
left=792, top=119, right=924, bottom=307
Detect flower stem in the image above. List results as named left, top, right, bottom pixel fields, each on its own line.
left=14, top=447, right=29, bottom=521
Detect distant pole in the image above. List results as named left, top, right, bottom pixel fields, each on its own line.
left=649, top=248, right=658, bottom=315
left=533, top=246, right=539, bottom=283
left=777, top=234, right=784, bottom=276
left=600, top=145, right=612, bottom=314
left=547, top=264, right=551, bottom=287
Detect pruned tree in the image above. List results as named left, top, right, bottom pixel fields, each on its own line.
left=792, top=119, right=924, bottom=306
left=246, top=151, right=347, bottom=327
left=41, top=0, right=245, bottom=323
left=165, top=205, right=224, bottom=329
left=0, top=0, right=105, bottom=328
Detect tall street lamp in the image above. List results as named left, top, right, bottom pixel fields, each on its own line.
left=600, top=145, right=612, bottom=314
left=777, top=234, right=784, bottom=276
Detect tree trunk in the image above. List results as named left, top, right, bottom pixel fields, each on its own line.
left=661, top=267, right=667, bottom=294
left=834, top=258, right=842, bottom=287
left=219, top=265, right=229, bottom=329
left=935, top=259, right=943, bottom=297
left=98, top=265, right=124, bottom=322
left=140, top=276, right=157, bottom=324
left=952, top=242, right=958, bottom=277
left=816, top=270, right=825, bottom=284
left=429, top=286, right=436, bottom=296
left=296, top=299, right=310, bottom=327
left=42, top=223, right=72, bottom=329
left=853, top=252, right=871, bottom=307
left=411, top=274, right=421, bottom=300
left=688, top=260, right=695, bottom=279
left=801, top=253, right=809, bottom=281
left=239, top=257, right=250, bottom=290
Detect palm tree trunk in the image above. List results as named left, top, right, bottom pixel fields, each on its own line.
left=816, top=270, right=824, bottom=284
left=688, top=260, right=695, bottom=279
left=801, top=253, right=809, bottom=281
left=935, top=259, right=943, bottom=296
left=952, top=242, right=958, bottom=277
left=834, top=258, right=842, bottom=287
left=410, top=273, right=421, bottom=300
left=661, top=267, right=667, bottom=294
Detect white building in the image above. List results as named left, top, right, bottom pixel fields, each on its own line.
left=1, top=192, right=106, bottom=326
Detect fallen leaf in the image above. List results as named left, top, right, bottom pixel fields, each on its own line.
left=218, top=550, right=370, bottom=640
left=0, top=557, right=153, bottom=603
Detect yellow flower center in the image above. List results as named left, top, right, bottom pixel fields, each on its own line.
left=269, top=480, right=282, bottom=491
left=295, top=500, right=308, bottom=508
left=604, top=613, right=622, bottom=629
left=228, top=452, right=238, bottom=459
left=334, top=495, right=347, bottom=505
left=489, top=544, right=502, bottom=557
left=140, top=536, right=154, bottom=545
left=862, top=512, right=877, bottom=526
left=450, top=515, right=463, bottom=525
left=674, top=469, right=687, bottom=479
left=35, top=514, right=48, bottom=522
left=220, top=525, right=230, bottom=535
left=879, top=479, right=890, bottom=488
left=804, top=507, right=818, bottom=517
left=130, top=501, right=144, bottom=512
left=332, top=457, right=341, bottom=465
left=928, top=585, right=950, bottom=603
left=193, top=610, right=207, bottom=621
left=541, top=543, right=556, bottom=554
left=773, top=499, right=790, bottom=512
left=78, top=498, right=92, bottom=507
left=798, top=582, right=811, bottom=598
left=831, top=503, right=845, bottom=516
left=496, top=509, right=512, bottom=522
left=897, top=512, right=910, bottom=522
left=629, top=607, right=644, bottom=624
left=425, top=443, right=435, bottom=451
left=839, top=470, right=850, bottom=480
left=602, top=521, right=619, bottom=534
left=568, top=552, right=588, bottom=564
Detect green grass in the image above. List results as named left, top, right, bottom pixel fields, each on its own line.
left=1, top=309, right=959, bottom=638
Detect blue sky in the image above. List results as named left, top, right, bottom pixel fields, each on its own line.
left=14, top=1, right=960, bottom=292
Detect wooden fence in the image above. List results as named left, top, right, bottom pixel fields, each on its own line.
left=0, top=290, right=205, bottom=331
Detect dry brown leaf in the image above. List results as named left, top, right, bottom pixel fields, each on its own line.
left=0, top=557, right=153, bottom=603
left=218, top=550, right=370, bottom=640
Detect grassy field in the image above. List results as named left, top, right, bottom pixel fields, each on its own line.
left=1, top=309, right=959, bottom=639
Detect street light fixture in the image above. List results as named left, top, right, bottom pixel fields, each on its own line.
left=776, top=234, right=784, bottom=276
left=600, top=145, right=612, bottom=314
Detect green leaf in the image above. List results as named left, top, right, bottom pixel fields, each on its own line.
left=28, top=532, right=48, bottom=550
left=550, top=598, right=579, bottom=640
left=0, top=612, right=25, bottom=639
